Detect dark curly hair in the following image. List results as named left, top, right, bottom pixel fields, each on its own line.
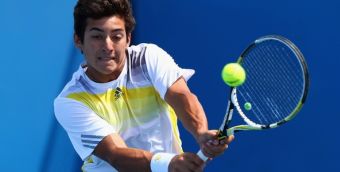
left=74, top=0, right=136, bottom=43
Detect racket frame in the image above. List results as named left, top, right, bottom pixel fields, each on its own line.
left=197, top=35, right=310, bottom=161
left=221, top=35, right=310, bottom=136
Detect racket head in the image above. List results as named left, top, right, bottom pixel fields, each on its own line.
left=230, top=35, right=309, bottom=132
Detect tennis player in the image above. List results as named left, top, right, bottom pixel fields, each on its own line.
left=54, top=0, right=234, bottom=171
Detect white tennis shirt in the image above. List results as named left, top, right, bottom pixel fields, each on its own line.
left=54, top=43, right=194, bottom=172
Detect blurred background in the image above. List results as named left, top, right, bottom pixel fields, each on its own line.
left=1, top=0, right=339, bottom=171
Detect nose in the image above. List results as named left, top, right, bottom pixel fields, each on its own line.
left=102, top=36, right=114, bottom=53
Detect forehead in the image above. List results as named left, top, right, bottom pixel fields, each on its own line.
left=85, top=16, right=126, bottom=32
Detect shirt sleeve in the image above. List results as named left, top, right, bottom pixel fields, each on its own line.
left=144, top=44, right=195, bottom=99
left=54, top=97, right=115, bottom=160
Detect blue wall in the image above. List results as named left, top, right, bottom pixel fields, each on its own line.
left=0, top=1, right=79, bottom=171
left=1, top=0, right=339, bottom=171
left=132, top=1, right=340, bottom=171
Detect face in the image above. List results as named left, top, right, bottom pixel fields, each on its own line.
left=75, top=16, right=131, bottom=82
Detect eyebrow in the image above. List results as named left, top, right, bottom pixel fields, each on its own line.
left=89, top=27, right=124, bottom=33
left=89, top=27, right=104, bottom=32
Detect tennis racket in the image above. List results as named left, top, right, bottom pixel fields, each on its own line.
left=197, top=35, right=310, bottom=161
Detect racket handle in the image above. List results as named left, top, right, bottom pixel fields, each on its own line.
left=197, top=150, right=209, bottom=161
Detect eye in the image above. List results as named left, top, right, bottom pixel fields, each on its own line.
left=91, top=34, right=103, bottom=40
left=111, top=34, right=123, bottom=42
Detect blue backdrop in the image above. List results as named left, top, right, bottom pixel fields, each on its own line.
left=1, top=0, right=339, bottom=171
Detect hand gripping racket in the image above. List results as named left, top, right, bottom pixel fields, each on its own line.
left=197, top=35, right=310, bottom=161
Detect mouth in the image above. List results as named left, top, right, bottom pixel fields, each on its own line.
left=98, top=56, right=115, bottom=61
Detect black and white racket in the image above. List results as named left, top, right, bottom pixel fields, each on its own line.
left=197, top=35, right=310, bottom=161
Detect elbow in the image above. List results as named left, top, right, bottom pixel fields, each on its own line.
left=100, top=147, right=152, bottom=172
left=101, top=147, right=120, bottom=168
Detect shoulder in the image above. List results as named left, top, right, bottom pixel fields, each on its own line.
left=53, top=96, right=88, bottom=127
left=128, top=43, right=162, bottom=51
left=128, top=43, right=167, bottom=58
left=54, top=66, right=93, bottom=118
left=127, top=43, right=170, bottom=73
left=56, top=66, right=86, bottom=98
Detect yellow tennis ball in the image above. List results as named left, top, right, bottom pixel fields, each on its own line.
left=244, top=102, right=252, bottom=110
left=221, top=63, right=246, bottom=87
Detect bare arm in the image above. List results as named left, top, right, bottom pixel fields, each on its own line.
left=93, top=132, right=204, bottom=172
left=165, top=77, right=233, bottom=158
left=94, top=133, right=153, bottom=172
left=165, top=77, right=208, bottom=140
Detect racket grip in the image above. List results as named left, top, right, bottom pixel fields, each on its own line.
left=197, top=150, right=209, bottom=161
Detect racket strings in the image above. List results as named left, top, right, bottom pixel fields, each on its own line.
left=260, top=44, right=302, bottom=113
left=238, top=40, right=305, bottom=125
left=244, top=46, right=288, bottom=124
left=258, top=46, right=302, bottom=122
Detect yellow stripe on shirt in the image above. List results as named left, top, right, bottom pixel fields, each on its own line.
left=67, top=86, right=169, bottom=131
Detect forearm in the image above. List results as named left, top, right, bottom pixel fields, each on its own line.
left=102, top=147, right=152, bottom=172
left=94, top=134, right=153, bottom=172
left=165, top=78, right=232, bottom=160
left=166, top=91, right=208, bottom=140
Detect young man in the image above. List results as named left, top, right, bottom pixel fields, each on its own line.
left=54, top=0, right=234, bottom=171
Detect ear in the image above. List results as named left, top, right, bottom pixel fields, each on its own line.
left=74, top=33, right=83, bottom=49
left=126, top=33, right=131, bottom=47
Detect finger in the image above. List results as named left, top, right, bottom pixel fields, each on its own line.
left=207, top=141, right=229, bottom=150
left=219, top=135, right=235, bottom=144
left=212, top=139, right=220, bottom=145
left=204, top=147, right=226, bottom=157
left=204, top=142, right=229, bottom=156
left=177, top=153, right=204, bottom=165
left=201, top=146, right=214, bottom=158
left=225, top=134, right=235, bottom=144
left=171, top=154, right=203, bottom=172
left=208, top=130, right=222, bottom=138
left=201, top=130, right=225, bottom=147
left=183, top=154, right=205, bottom=171
left=202, top=145, right=221, bottom=158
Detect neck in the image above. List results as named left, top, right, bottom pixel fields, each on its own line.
left=86, top=70, right=120, bottom=83
left=85, top=59, right=125, bottom=83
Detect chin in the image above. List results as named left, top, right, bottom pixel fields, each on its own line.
left=101, top=67, right=116, bottom=75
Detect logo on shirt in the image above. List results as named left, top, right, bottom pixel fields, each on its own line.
left=114, top=87, right=124, bottom=100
